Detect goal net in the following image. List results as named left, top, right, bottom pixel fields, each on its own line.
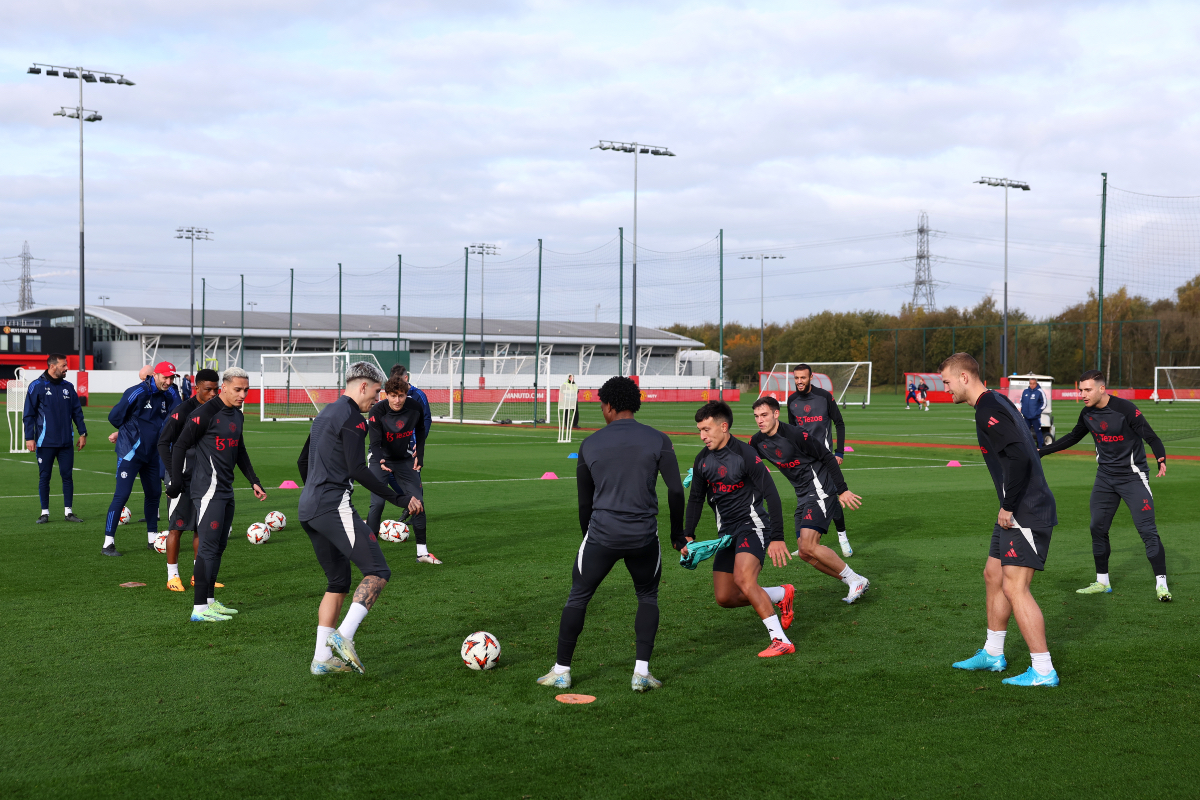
left=259, top=352, right=384, bottom=421
left=1149, top=367, right=1200, bottom=442
left=417, top=354, right=547, bottom=425
left=758, top=362, right=873, bottom=406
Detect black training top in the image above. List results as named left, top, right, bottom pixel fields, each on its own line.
left=1039, top=396, right=1166, bottom=480
left=169, top=396, right=260, bottom=501
left=297, top=396, right=406, bottom=521
left=575, top=417, right=686, bottom=550
left=684, top=436, right=784, bottom=542
left=975, top=390, right=1057, bottom=528
left=158, top=395, right=203, bottom=486
left=750, top=422, right=849, bottom=499
left=367, top=398, right=426, bottom=465
left=787, top=386, right=845, bottom=457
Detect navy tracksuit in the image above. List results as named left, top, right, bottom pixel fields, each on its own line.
left=104, top=379, right=181, bottom=537
left=1020, top=387, right=1046, bottom=438
left=23, top=371, right=87, bottom=511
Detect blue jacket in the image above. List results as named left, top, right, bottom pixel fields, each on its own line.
left=108, top=378, right=182, bottom=463
left=1020, top=387, right=1046, bottom=419
left=407, top=384, right=433, bottom=441
left=23, top=371, right=87, bottom=448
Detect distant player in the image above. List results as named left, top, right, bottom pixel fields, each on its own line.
left=905, top=380, right=918, bottom=409
left=1021, top=378, right=1046, bottom=441
left=941, top=353, right=1060, bottom=687
left=101, top=362, right=181, bottom=557
left=297, top=362, right=423, bottom=675
left=366, top=373, right=438, bottom=564
left=23, top=353, right=87, bottom=524
left=787, top=364, right=853, bottom=558
left=1039, top=369, right=1171, bottom=601
left=917, top=379, right=930, bottom=411
left=750, top=396, right=869, bottom=604
left=157, top=368, right=220, bottom=592
left=683, top=401, right=795, bottom=658
left=538, top=376, right=685, bottom=692
left=166, top=368, right=267, bottom=622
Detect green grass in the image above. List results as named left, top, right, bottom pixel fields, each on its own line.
left=2, top=402, right=1198, bottom=798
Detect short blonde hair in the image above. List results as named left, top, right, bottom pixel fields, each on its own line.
left=939, top=352, right=980, bottom=379
left=222, top=367, right=249, bottom=383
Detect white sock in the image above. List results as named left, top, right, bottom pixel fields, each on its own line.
left=763, top=614, right=791, bottom=644
left=984, top=628, right=1007, bottom=657
left=838, top=565, right=860, bottom=584
left=148, top=530, right=157, bottom=543
left=838, top=530, right=849, bottom=540
left=41, top=508, right=50, bottom=516
left=553, top=663, right=570, bottom=675
left=315, top=626, right=336, bottom=661
left=1031, top=651, right=1054, bottom=676
left=634, top=659, right=650, bottom=676
left=764, top=586, right=785, bottom=604
left=167, top=563, right=180, bottom=580
left=338, top=601, right=370, bottom=640
left=64, top=506, right=72, bottom=515
left=193, top=604, right=208, bottom=614
left=104, top=535, right=115, bottom=548
left=416, top=544, right=429, bottom=557
left=207, top=596, right=215, bottom=605
left=1097, top=572, right=1110, bottom=585
left=1156, top=575, right=1168, bottom=589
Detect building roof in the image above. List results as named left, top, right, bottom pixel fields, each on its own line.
left=17, top=306, right=702, bottom=349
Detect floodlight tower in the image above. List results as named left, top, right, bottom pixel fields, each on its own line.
left=739, top=254, right=785, bottom=371
left=176, top=228, right=212, bottom=372
left=28, top=62, right=133, bottom=371
left=469, top=243, right=499, bottom=381
left=591, top=140, right=676, bottom=376
left=975, top=177, right=1030, bottom=377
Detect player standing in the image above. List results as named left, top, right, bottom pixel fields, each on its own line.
left=941, top=353, right=1060, bottom=687
left=297, top=362, right=423, bottom=675
left=166, top=368, right=267, bottom=622
left=157, top=368, right=220, bottom=592
left=537, top=377, right=685, bottom=692
left=750, top=396, right=869, bottom=604
left=787, top=364, right=853, bottom=557
left=1039, top=370, right=1171, bottom=601
left=366, top=373, right=438, bottom=564
left=101, top=362, right=181, bottom=557
left=684, top=401, right=795, bottom=658
left=23, top=353, right=87, bottom=523
left=390, top=365, right=432, bottom=440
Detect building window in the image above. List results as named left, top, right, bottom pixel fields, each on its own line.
left=25, top=335, right=42, bottom=353
left=0, top=334, right=7, bottom=351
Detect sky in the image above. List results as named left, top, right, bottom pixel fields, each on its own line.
left=3, top=0, right=1199, bottom=329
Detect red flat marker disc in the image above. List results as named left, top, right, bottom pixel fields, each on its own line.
left=555, top=694, right=596, bottom=704
left=119, top=582, right=147, bottom=588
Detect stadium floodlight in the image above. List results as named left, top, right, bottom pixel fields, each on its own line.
left=82, top=73, right=97, bottom=82
left=176, top=227, right=213, bottom=372
left=975, top=176, right=1031, bottom=377
left=27, top=66, right=41, bottom=75
left=98, top=75, right=115, bottom=84
left=62, top=70, right=79, bottom=79
left=45, top=68, right=59, bottom=76
left=740, top=254, right=786, bottom=371
left=84, top=113, right=102, bottom=122
left=468, top=243, right=500, bottom=381
left=591, top=138, right=677, bottom=375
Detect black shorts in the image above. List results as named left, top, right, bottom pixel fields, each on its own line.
left=713, top=525, right=766, bottom=573
left=794, top=493, right=831, bottom=536
left=168, top=484, right=196, bottom=532
left=301, top=495, right=392, bottom=593
left=989, top=520, right=1053, bottom=571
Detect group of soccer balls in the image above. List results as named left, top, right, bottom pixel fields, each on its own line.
left=246, top=510, right=288, bottom=544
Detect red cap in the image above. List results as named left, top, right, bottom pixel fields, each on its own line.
left=154, top=361, right=178, bottom=377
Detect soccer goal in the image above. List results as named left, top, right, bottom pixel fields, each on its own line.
left=418, top=354, right=546, bottom=425
left=259, top=352, right=385, bottom=421
left=1152, top=366, right=1200, bottom=403
left=759, top=362, right=873, bottom=406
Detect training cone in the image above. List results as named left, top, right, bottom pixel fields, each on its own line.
left=541, top=472, right=558, bottom=480
left=279, top=480, right=299, bottom=489
left=567, top=453, right=578, bottom=459
left=844, top=446, right=854, bottom=453
left=946, top=460, right=962, bottom=467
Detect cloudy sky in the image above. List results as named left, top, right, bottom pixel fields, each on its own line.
left=3, top=1, right=1198, bottom=329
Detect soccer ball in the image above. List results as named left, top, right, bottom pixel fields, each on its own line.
left=379, top=519, right=409, bottom=543
left=119, top=506, right=131, bottom=525
left=461, top=631, right=501, bottom=671
left=247, top=522, right=271, bottom=544
left=152, top=532, right=169, bottom=554
left=265, top=510, right=287, bottom=531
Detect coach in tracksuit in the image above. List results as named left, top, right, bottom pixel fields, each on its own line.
left=23, top=354, right=87, bottom=524
left=1021, top=378, right=1046, bottom=440
left=100, top=362, right=182, bottom=557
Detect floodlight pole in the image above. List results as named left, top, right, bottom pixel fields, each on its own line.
left=239, top=274, right=244, bottom=368
left=1097, top=173, right=1108, bottom=372
left=176, top=227, right=212, bottom=372
left=740, top=254, right=785, bottom=372
left=618, top=227, right=624, bottom=377
left=534, top=239, right=543, bottom=428
left=396, top=255, right=402, bottom=359
left=469, top=243, right=499, bottom=382
left=460, top=248, right=469, bottom=423
left=975, top=177, right=1030, bottom=378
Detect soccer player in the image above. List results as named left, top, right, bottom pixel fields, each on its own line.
left=1039, top=369, right=1171, bottom=601
left=390, top=364, right=432, bottom=441
left=787, top=363, right=853, bottom=558
left=683, top=401, right=795, bottom=658
left=905, top=379, right=918, bottom=409
left=366, top=373, right=437, bottom=564
left=297, top=361, right=423, bottom=675
left=941, top=353, right=1060, bottom=687
left=101, top=362, right=181, bottom=557
left=166, top=368, right=267, bottom=622
left=750, top=396, right=869, bottom=604
left=23, top=353, right=87, bottom=523
left=917, top=379, right=931, bottom=411
left=537, top=376, right=685, bottom=692
left=157, top=368, right=220, bottom=592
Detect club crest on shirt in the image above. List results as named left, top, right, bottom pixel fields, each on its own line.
left=804, top=405, right=811, bottom=413
left=1100, top=421, right=1108, bottom=431
left=717, top=465, right=727, bottom=478
left=775, top=448, right=782, bottom=457
left=229, top=423, right=237, bottom=432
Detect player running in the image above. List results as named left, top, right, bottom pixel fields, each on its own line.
left=941, top=353, right=1060, bottom=687
left=537, top=376, right=685, bottom=692
left=750, top=396, right=869, bottom=604
left=23, top=353, right=87, bottom=524
left=166, top=368, right=267, bottom=622
left=157, top=368, right=220, bottom=592
left=905, top=380, right=918, bottom=409
left=917, top=379, right=931, bottom=411
left=297, top=361, right=423, bottom=676
left=1039, top=369, right=1171, bottom=601
left=101, top=362, right=181, bottom=556
left=787, top=363, right=853, bottom=558
left=683, top=401, right=795, bottom=658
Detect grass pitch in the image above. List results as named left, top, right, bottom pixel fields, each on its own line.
left=1, top=398, right=1197, bottom=798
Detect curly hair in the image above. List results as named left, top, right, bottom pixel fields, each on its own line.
left=384, top=374, right=410, bottom=395
left=597, top=376, right=641, bottom=414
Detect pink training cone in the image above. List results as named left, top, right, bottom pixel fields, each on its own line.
left=946, top=460, right=962, bottom=467
left=279, top=480, right=300, bottom=489
left=844, top=446, right=854, bottom=453
left=541, top=472, right=558, bottom=480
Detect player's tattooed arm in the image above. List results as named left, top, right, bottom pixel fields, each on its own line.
left=352, top=575, right=388, bottom=609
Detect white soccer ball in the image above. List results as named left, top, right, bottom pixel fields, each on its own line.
left=265, top=510, right=287, bottom=531
left=379, top=519, right=410, bottom=543
left=247, top=522, right=271, bottom=544
left=119, top=506, right=131, bottom=525
left=461, top=631, right=501, bottom=671
left=152, top=532, right=169, bottom=554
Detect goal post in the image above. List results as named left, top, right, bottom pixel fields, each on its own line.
left=259, top=352, right=384, bottom=421
left=419, top=354, right=546, bottom=425
left=1153, top=366, right=1200, bottom=402
left=759, top=362, right=873, bottom=406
